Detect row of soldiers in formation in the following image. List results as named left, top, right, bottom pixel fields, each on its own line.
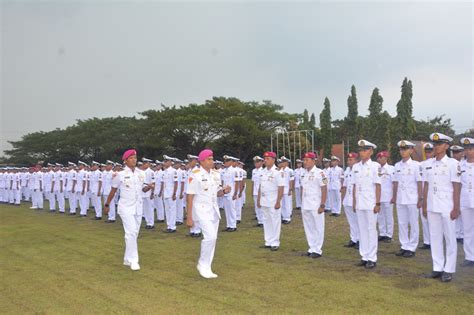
left=0, top=133, right=473, bottom=281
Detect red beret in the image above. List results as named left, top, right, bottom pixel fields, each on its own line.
left=347, top=152, right=359, bottom=159
left=376, top=151, right=389, bottom=159
left=122, top=149, right=137, bottom=161
left=303, top=152, right=317, bottom=159
left=263, top=151, right=276, bottom=158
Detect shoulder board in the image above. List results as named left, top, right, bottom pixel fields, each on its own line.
left=192, top=169, right=201, bottom=174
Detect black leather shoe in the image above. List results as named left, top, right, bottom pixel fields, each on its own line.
left=425, top=271, right=443, bottom=279
left=237, top=220, right=241, bottom=224
left=383, top=237, right=392, bottom=243
left=164, top=229, right=176, bottom=233
left=270, top=246, right=279, bottom=251
left=80, top=214, right=87, bottom=217
left=310, top=253, right=322, bottom=259
left=105, top=220, right=115, bottom=223
left=441, top=272, right=453, bottom=282
left=365, top=261, right=376, bottom=269
left=176, top=221, right=183, bottom=226
left=228, top=228, right=237, bottom=232
left=402, top=250, right=415, bottom=258
left=354, top=242, right=359, bottom=249
left=461, top=260, right=474, bottom=267
left=69, top=213, right=76, bottom=216
left=419, top=244, right=431, bottom=250
left=395, top=249, right=407, bottom=256
left=260, top=245, right=271, bottom=249
left=344, top=241, right=357, bottom=248
left=332, top=213, right=340, bottom=217
left=94, top=217, right=102, bottom=220
left=255, top=224, right=263, bottom=227
left=456, top=238, right=464, bottom=244
left=356, top=260, right=367, bottom=267
left=378, top=236, right=385, bottom=242
left=156, top=220, right=165, bottom=223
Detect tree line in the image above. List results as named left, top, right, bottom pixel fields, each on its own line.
left=2, top=77, right=471, bottom=166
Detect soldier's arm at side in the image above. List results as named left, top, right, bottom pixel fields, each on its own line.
left=103, top=187, right=118, bottom=215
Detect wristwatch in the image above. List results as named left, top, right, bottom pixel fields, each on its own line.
left=376, top=202, right=381, bottom=206
left=320, top=204, right=325, bottom=208
left=105, top=203, right=109, bottom=207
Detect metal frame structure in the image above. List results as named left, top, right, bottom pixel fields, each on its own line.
left=270, top=129, right=314, bottom=163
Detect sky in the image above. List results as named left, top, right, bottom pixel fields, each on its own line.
left=1, top=0, right=473, bottom=155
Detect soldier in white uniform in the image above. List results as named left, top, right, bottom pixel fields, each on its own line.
left=341, top=152, right=360, bottom=249
left=186, top=154, right=202, bottom=237
left=186, top=149, right=231, bottom=279
left=353, top=140, right=381, bottom=269
left=104, top=149, right=145, bottom=271
left=419, top=143, right=433, bottom=249
left=251, top=156, right=265, bottom=227
left=328, top=156, right=343, bottom=217
left=65, top=162, right=77, bottom=215
left=0, top=169, right=5, bottom=203
left=450, top=145, right=465, bottom=244
left=141, top=157, right=155, bottom=229
left=215, top=161, right=225, bottom=209
left=221, top=155, right=240, bottom=232
left=20, top=169, right=30, bottom=202
left=76, top=161, right=89, bottom=217
left=88, top=161, right=103, bottom=220
left=153, top=160, right=165, bottom=223
left=279, top=156, right=294, bottom=224
left=322, top=158, right=331, bottom=212
left=300, top=152, right=328, bottom=258
left=376, top=151, right=395, bottom=242
left=423, top=133, right=461, bottom=282
left=30, top=167, right=44, bottom=210
left=459, top=138, right=474, bottom=267
left=257, top=151, right=285, bottom=251
left=53, top=164, right=66, bottom=213
left=160, top=155, right=178, bottom=233
left=43, top=164, right=55, bottom=211
left=293, top=159, right=303, bottom=210
left=237, top=161, right=247, bottom=224
left=102, top=161, right=116, bottom=222
left=392, top=141, right=423, bottom=258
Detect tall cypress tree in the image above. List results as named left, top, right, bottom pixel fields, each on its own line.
left=345, top=85, right=359, bottom=152
left=320, top=97, right=333, bottom=158
left=391, top=77, right=415, bottom=158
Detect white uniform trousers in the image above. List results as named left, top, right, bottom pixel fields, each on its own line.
left=357, top=209, right=378, bottom=262
left=8, top=189, right=14, bottom=204
left=153, top=195, right=165, bottom=221
left=143, top=197, right=154, bottom=226
left=68, top=191, right=77, bottom=213
left=45, top=191, right=56, bottom=210
left=262, top=206, right=282, bottom=247
left=164, top=198, right=177, bottom=230
left=397, top=204, right=419, bottom=252
left=281, top=194, right=293, bottom=221
left=119, top=211, right=141, bottom=264
left=302, top=209, right=325, bottom=254
left=13, top=189, right=21, bottom=205
left=55, top=191, right=65, bottom=212
left=79, top=192, right=89, bottom=215
left=377, top=202, right=394, bottom=238
left=22, top=187, right=30, bottom=201
left=462, top=208, right=474, bottom=261
left=0, top=188, right=4, bottom=202
left=176, top=196, right=184, bottom=223
left=253, top=195, right=264, bottom=224
left=456, top=215, right=464, bottom=239
left=218, top=196, right=224, bottom=209
left=419, top=208, right=431, bottom=245
left=92, top=194, right=102, bottom=217
left=32, top=190, right=44, bottom=208
left=329, top=189, right=341, bottom=215
left=223, top=197, right=237, bottom=228
left=236, top=196, right=243, bottom=221
left=344, top=206, right=359, bottom=243
left=190, top=222, right=202, bottom=234
left=197, top=216, right=219, bottom=271
left=427, top=211, right=457, bottom=273
left=103, top=194, right=116, bottom=220
left=295, top=187, right=302, bottom=208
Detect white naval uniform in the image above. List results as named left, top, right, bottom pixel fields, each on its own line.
left=31, top=171, right=44, bottom=209
left=111, top=166, right=145, bottom=265
left=294, top=167, right=303, bottom=209
left=424, top=155, right=461, bottom=273
left=89, top=170, right=103, bottom=217
left=221, top=166, right=240, bottom=229
left=186, top=167, right=222, bottom=272
left=300, top=166, right=327, bottom=254
left=353, top=159, right=382, bottom=263
left=281, top=166, right=294, bottom=222
left=343, top=167, right=359, bottom=244
left=20, top=172, right=30, bottom=201
left=102, top=170, right=116, bottom=220
left=420, top=159, right=432, bottom=245
left=328, top=165, right=343, bottom=215
left=176, top=168, right=185, bottom=224
left=460, top=159, right=474, bottom=262
left=393, top=158, right=422, bottom=252
left=43, top=170, right=54, bottom=210
left=259, top=166, right=285, bottom=247
left=142, top=167, right=155, bottom=226
left=377, top=163, right=395, bottom=238
left=236, top=169, right=247, bottom=221
left=153, top=169, right=165, bottom=221
left=65, top=170, right=77, bottom=213
left=53, top=171, right=65, bottom=212
left=187, top=166, right=202, bottom=235
left=0, top=173, right=5, bottom=202
left=162, top=166, right=178, bottom=231
left=252, top=167, right=264, bottom=224
left=76, top=169, right=89, bottom=215
left=323, top=167, right=331, bottom=211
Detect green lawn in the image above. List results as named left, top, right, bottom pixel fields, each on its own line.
left=1, top=191, right=473, bottom=314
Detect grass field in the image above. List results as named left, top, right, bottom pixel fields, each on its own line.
left=1, top=188, right=473, bottom=314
